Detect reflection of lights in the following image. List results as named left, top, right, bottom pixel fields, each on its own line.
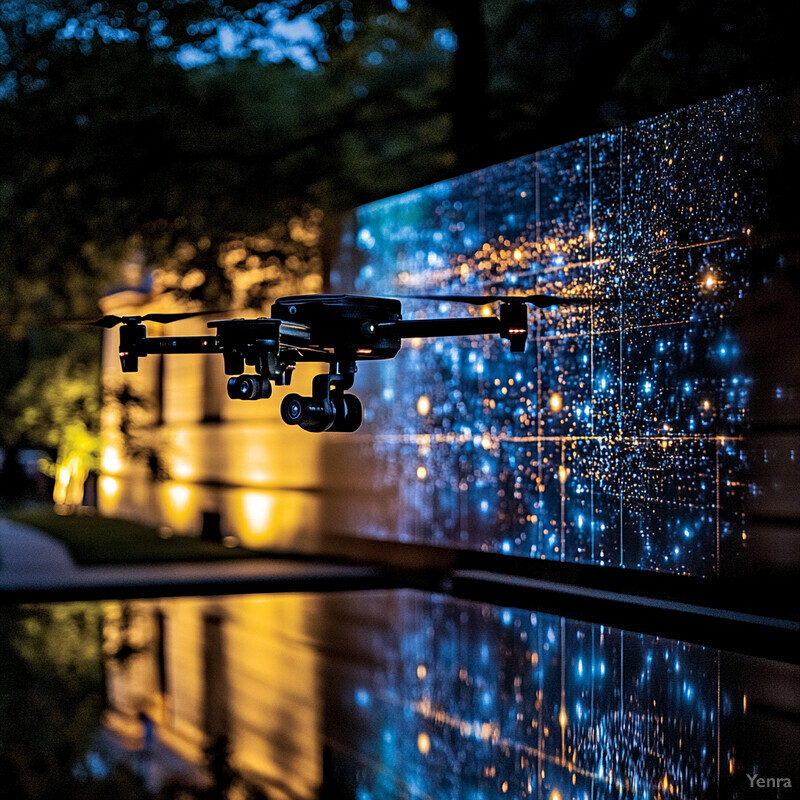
left=481, top=305, right=493, bottom=317
left=558, top=465, right=568, bottom=484
left=417, top=395, right=431, bottom=415
left=559, top=707, right=567, bottom=728
left=550, top=791, right=562, bottom=800
left=417, top=663, right=427, bottom=680
left=416, top=466, right=428, bottom=480
left=549, top=392, right=563, bottom=412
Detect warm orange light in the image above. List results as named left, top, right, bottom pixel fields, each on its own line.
left=558, top=465, right=568, bottom=484
left=559, top=707, right=568, bottom=728
left=702, top=272, right=718, bottom=292
left=417, top=732, right=431, bottom=755
left=417, top=395, right=431, bottom=415
left=416, top=466, right=428, bottom=480
left=549, top=392, right=563, bottom=413
left=239, top=490, right=275, bottom=540
left=162, top=482, right=194, bottom=530
left=101, top=446, right=123, bottom=475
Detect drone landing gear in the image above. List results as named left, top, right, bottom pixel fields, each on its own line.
left=280, top=366, right=363, bottom=433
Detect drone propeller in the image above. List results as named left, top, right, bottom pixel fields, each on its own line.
left=402, top=293, right=582, bottom=309
left=88, top=311, right=214, bottom=328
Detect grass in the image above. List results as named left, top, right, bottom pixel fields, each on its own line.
left=5, top=507, right=264, bottom=566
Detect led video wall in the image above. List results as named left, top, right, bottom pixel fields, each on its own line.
left=333, top=86, right=775, bottom=577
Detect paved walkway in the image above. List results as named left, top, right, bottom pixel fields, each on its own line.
left=0, top=516, right=77, bottom=573
left=0, top=516, right=396, bottom=602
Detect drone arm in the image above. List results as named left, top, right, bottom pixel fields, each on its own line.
left=134, top=335, right=223, bottom=356
left=119, top=330, right=223, bottom=372
left=376, top=316, right=502, bottom=340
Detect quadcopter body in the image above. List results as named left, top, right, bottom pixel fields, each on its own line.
left=102, top=292, right=570, bottom=432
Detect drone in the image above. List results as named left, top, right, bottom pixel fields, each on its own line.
left=95, top=292, right=576, bottom=433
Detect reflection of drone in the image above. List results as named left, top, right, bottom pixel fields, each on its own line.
left=96, top=293, right=575, bottom=432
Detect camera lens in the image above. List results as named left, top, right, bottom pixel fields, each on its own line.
left=281, top=393, right=305, bottom=424
left=227, top=375, right=272, bottom=400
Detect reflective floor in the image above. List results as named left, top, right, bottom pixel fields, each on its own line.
left=1, top=590, right=798, bottom=799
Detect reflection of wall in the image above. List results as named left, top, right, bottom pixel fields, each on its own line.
left=103, top=591, right=800, bottom=799
left=319, top=591, right=800, bottom=800
left=330, top=86, right=799, bottom=578
left=104, top=595, right=323, bottom=799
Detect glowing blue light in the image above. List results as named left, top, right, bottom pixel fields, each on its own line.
left=501, top=540, right=512, bottom=554
left=355, top=689, right=371, bottom=708
left=357, top=228, right=376, bottom=249
left=427, top=251, right=443, bottom=267
left=578, top=658, right=583, bottom=676
left=501, top=609, right=513, bottom=625
left=683, top=528, right=692, bottom=538
left=577, top=514, right=584, bottom=529
left=480, top=499, right=489, bottom=513
left=433, top=28, right=458, bottom=51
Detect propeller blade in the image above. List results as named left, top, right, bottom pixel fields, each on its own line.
left=87, top=310, right=216, bottom=328
left=140, top=311, right=212, bottom=323
left=88, top=315, right=128, bottom=328
left=402, top=293, right=581, bottom=308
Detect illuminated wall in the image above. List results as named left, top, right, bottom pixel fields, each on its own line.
left=332, top=86, right=793, bottom=577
